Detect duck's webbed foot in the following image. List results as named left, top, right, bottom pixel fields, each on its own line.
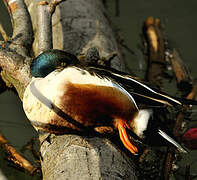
left=117, top=120, right=138, bottom=155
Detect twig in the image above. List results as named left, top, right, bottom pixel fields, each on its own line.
left=0, top=24, right=9, bottom=41
left=170, top=49, right=192, bottom=93
left=50, top=0, right=67, bottom=13
left=138, top=149, right=150, bottom=163
left=186, top=83, right=197, bottom=100
left=164, top=148, right=175, bottom=180
left=0, top=132, right=39, bottom=175
left=143, top=17, right=166, bottom=88
left=120, top=40, right=135, bottom=55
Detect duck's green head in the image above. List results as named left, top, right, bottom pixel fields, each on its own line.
left=30, top=49, right=79, bottom=78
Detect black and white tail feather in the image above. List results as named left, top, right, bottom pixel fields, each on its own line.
left=87, top=65, right=197, bottom=107
left=158, top=129, right=188, bottom=153
left=131, top=108, right=187, bottom=153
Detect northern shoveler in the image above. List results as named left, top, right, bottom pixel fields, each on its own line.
left=23, top=49, right=196, bottom=154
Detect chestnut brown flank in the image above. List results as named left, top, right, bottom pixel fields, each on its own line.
left=50, top=82, right=137, bottom=133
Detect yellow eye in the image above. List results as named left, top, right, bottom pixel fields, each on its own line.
left=60, top=62, right=67, bottom=67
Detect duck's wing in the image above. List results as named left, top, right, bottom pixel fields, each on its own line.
left=87, top=65, right=197, bottom=107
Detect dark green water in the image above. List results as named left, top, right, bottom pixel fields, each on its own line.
left=0, top=0, right=197, bottom=179
left=108, top=0, right=197, bottom=78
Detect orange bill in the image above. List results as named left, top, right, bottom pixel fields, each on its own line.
left=118, top=120, right=138, bottom=154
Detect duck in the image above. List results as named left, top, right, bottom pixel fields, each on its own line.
left=23, top=49, right=197, bottom=155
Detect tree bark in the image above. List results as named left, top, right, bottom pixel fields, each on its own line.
left=23, top=0, right=137, bottom=179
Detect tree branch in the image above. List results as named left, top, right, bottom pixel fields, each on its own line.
left=37, top=1, right=53, bottom=53
left=0, top=0, right=33, bottom=98
left=0, top=24, right=9, bottom=41
left=144, top=16, right=165, bottom=88
left=0, top=133, right=39, bottom=175
left=36, top=0, right=66, bottom=54
left=0, top=46, right=31, bottom=99
left=3, top=0, right=33, bottom=56
left=24, top=0, right=137, bottom=179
